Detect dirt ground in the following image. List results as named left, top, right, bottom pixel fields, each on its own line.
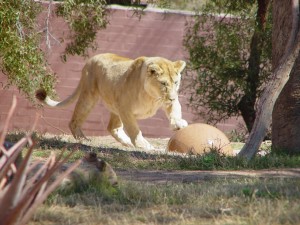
left=97, top=136, right=300, bottom=183
left=116, top=168, right=300, bottom=184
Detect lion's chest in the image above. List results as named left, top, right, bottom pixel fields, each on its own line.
left=100, top=92, right=162, bottom=120
left=133, top=100, right=162, bottom=119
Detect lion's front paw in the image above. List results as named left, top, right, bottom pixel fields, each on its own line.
left=171, top=119, right=188, bottom=130
left=136, top=140, right=155, bottom=150
left=135, top=136, right=154, bottom=150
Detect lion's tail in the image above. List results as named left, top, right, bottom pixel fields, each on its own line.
left=36, top=79, right=82, bottom=108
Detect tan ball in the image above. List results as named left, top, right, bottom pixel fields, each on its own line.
left=167, top=123, right=233, bottom=155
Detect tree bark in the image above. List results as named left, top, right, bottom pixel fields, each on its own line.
left=273, top=55, right=300, bottom=154
left=237, top=0, right=270, bottom=132
left=238, top=0, right=300, bottom=160
left=272, top=0, right=300, bottom=154
left=238, top=96, right=256, bottom=132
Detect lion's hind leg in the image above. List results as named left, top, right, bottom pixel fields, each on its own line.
left=107, top=113, right=134, bottom=148
left=69, top=92, right=99, bottom=140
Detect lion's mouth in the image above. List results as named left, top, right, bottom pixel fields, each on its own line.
left=164, top=99, right=174, bottom=105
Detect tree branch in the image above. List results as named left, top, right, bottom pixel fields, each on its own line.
left=44, top=0, right=61, bottom=52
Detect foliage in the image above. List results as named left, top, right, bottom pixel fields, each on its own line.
left=0, top=0, right=107, bottom=102
left=183, top=0, right=272, bottom=126
left=56, top=0, right=108, bottom=61
left=0, top=97, right=80, bottom=225
left=0, top=0, right=55, bottom=102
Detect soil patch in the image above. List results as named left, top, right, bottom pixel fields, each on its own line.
left=116, top=168, right=300, bottom=184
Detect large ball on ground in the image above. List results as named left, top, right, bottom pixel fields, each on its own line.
left=167, top=123, right=233, bottom=155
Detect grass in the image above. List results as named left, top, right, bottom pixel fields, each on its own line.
left=5, top=131, right=300, bottom=171
left=31, top=178, right=300, bottom=225
left=8, top=133, right=300, bottom=171
left=5, top=131, right=300, bottom=224
left=154, top=0, right=208, bottom=11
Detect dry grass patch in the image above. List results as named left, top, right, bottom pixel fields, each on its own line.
left=4, top=132, right=300, bottom=224
left=29, top=177, right=300, bottom=225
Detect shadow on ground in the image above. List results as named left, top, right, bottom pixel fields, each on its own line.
left=6, top=133, right=300, bottom=184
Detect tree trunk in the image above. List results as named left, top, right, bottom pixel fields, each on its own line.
left=273, top=55, right=300, bottom=154
left=272, top=0, right=300, bottom=154
left=238, top=96, right=256, bottom=132
left=237, top=0, right=270, bottom=133
left=238, top=0, right=300, bottom=160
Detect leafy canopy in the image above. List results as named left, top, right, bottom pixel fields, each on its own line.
left=183, top=0, right=272, bottom=123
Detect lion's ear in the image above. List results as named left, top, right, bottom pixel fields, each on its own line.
left=173, top=60, right=186, bottom=73
left=148, top=63, right=162, bottom=76
left=96, top=159, right=106, bottom=171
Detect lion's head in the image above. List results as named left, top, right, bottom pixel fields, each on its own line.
left=143, top=58, right=186, bottom=105
left=82, top=152, right=118, bottom=186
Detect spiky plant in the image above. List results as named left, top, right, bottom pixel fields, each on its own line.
left=0, top=96, right=81, bottom=225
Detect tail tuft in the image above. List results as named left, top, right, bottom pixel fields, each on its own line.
left=36, top=89, right=47, bottom=101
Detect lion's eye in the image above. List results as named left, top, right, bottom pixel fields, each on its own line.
left=161, top=81, right=167, bottom=86
left=150, top=69, right=156, bottom=75
left=174, top=81, right=178, bottom=85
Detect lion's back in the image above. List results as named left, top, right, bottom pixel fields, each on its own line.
left=90, top=53, right=133, bottom=70
left=85, top=53, right=133, bottom=82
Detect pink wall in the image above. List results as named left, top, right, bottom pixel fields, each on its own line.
left=0, top=5, right=243, bottom=138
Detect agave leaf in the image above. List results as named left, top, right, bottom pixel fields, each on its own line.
left=2, top=151, right=55, bottom=224
left=0, top=137, right=29, bottom=181
left=22, top=153, right=57, bottom=202
left=0, top=109, right=38, bottom=181
left=0, top=96, right=17, bottom=145
left=23, top=150, right=77, bottom=200
left=23, top=154, right=56, bottom=194
left=0, top=145, right=35, bottom=225
left=19, top=159, right=81, bottom=225
left=14, top=150, right=80, bottom=222
left=0, top=97, right=80, bottom=225
left=24, top=159, right=44, bottom=186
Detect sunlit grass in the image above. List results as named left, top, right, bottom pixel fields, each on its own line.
left=31, top=178, right=300, bottom=225
left=154, top=0, right=208, bottom=11
left=5, top=131, right=300, bottom=224
left=6, top=132, right=300, bottom=171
